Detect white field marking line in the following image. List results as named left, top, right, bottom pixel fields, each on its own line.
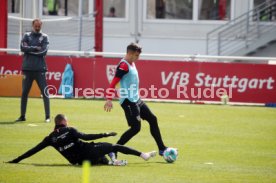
left=204, top=162, right=214, bottom=165
left=27, top=124, right=38, bottom=127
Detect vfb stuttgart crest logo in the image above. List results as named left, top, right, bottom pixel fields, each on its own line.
left=106, top=65, right=117, bottom=83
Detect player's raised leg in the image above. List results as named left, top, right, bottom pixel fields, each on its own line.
left=139, top=101, right=168, bottom=155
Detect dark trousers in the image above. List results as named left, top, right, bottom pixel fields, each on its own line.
left=83, top=142, right=141, bottom=164
left=20, top=71, right=50, bottom=118
left=117, top=99, right=166, bottom=151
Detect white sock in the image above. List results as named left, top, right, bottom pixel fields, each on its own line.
left=140, top=151, right=157, bottom=161
left=140, top=153, right=149, bottom=161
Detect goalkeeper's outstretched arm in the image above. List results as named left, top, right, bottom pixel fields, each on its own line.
left=71, top=127, right=117, bottom=141
left=8, top=137, right=49, bottom=163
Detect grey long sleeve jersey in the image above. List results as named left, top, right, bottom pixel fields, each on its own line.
left=20, top=31, right=49, bottom=72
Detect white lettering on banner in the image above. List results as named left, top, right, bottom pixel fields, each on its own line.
left=45, top=72, right=62, bottom=81
left=161, top=71, right=190, bottom=89
left=0, top=66, right=22, bottom=75
left=195, top=73, right=275, bottom=92
left=161, top=71, right=275, bottom=93
left=0, top=66, right=62, bottom=81
left=161, top=72, right=174, bottom=85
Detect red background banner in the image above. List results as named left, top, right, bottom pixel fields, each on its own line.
left=1, top=54, right=276, bottom=103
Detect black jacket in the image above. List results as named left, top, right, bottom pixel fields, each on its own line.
left=12, top=127, right=109, bottom=165
left=20, top=31, right=49, bottom=72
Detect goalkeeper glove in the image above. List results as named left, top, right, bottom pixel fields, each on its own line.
left=7, top=158, right=20, bottom=163
left=104, top=132, right=117, bottom=137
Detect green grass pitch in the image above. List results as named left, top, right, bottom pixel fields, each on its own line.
left=0, top=97, right=276, bottom=183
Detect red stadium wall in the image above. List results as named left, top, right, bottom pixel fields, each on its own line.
left=0, top=54, right=276, bottom=103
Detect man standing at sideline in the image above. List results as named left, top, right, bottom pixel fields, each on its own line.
left=104, top=43, right=170, bottom=157
left=16, top=19, right=50, bottom=123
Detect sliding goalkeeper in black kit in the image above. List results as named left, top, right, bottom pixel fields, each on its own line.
left=8, top=114, right=156, bottom=166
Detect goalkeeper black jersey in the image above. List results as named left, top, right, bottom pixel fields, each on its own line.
left=14, top=126, right=108, bottom=165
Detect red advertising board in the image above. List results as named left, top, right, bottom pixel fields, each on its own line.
left=135, top=60, right=276, bottom=103
left=0, top=55, right=94, bottom=96
left=96, top=59, right=276, bottom=103
left=1, top=54, right=276, bottom=103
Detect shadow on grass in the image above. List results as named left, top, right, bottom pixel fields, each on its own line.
left=128, top=161, right=172, bottom=166
left=4, top=161, right=170, bottom=168
left=0, top=120, right=51, bottom=125
left=20, top=163, right=75, bottom=167
left=17, top=163, right=120, bottom=167
left=0, top=121, right=17, bottom=125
